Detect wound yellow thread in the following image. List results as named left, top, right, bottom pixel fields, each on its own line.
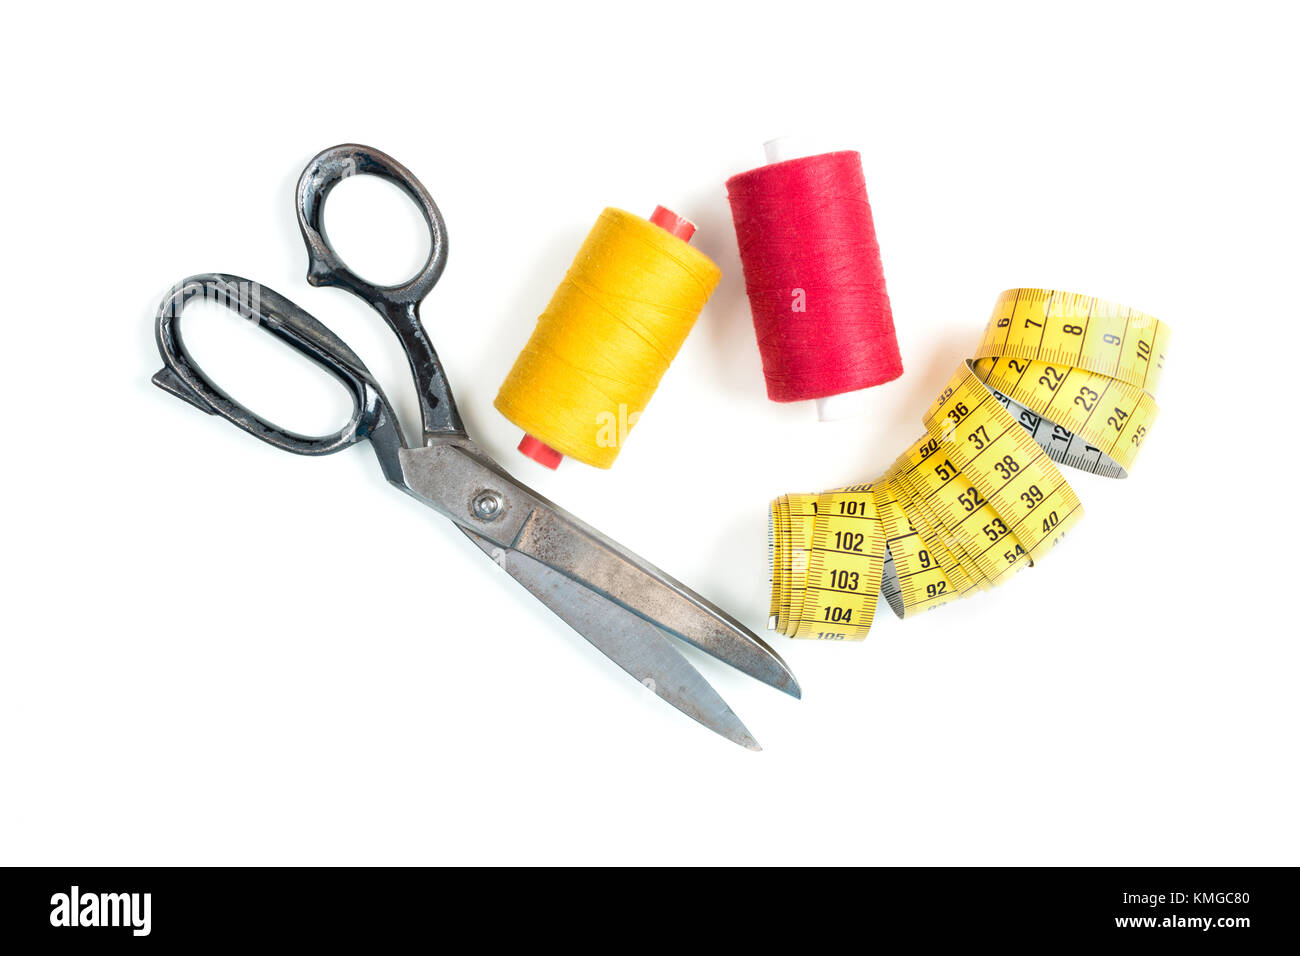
left=494, top=208, right=721, bottom=468
left=771, top=289, right=1170, bottom=640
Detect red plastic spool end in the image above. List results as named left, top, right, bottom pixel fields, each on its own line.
left=649, top=205, right=696, bottom=242
left=518, top=434, right=564, bottom=470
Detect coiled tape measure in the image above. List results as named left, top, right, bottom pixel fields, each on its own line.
left=770, top=289, right=1171, bottom=640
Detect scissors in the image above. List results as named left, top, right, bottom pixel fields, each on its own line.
left=152, top=144, right=800, bottom=749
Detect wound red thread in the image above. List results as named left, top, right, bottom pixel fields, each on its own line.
left=726, top=151, right=903, bottom=402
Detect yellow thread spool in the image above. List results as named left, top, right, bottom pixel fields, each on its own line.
left=495, top=207, right=721, bottom=469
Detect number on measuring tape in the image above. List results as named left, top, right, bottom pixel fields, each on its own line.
left=769, top=289, right=1169, bottom=640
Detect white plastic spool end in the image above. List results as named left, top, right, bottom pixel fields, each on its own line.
left=763, top=136, right=819, bottom=165
left=815, top=389, right=873, bottom=422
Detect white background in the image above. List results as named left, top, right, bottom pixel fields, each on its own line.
left=2, top=1, right=1296, bottom=866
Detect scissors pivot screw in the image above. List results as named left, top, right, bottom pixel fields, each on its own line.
left=471, top=490, right=505, bottom=521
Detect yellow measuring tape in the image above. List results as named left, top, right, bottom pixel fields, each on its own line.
left=770, top=289, right=1171, bottom=639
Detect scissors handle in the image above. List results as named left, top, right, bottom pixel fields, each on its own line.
left=296, top=144, right=464, bottom=441
left=152, top=273, right=405, bottom=483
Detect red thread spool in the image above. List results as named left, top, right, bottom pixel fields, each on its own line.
left=726, top=141, right=902, bottom=419
left=516, top=204, right=699, bottom=469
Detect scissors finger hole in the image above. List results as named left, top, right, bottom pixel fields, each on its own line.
left=179, top=292, right=357, bottom=438
left=323, top=173, right=435, bottom=288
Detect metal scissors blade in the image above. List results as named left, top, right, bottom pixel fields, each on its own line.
left=460, top=527, right=760, bottom=750
left=397, top=441, right=801, bottom=701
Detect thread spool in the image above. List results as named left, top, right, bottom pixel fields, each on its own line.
left=495, top=206, right=720, bottom=469
left=726, top=137, right=903, bottom=420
